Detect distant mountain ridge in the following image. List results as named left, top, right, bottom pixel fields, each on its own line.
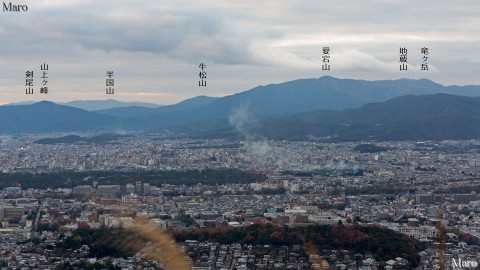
left=246, top=94, right=480, bottom=141
left=0, top=101, right=118, bottom=133
left=1, top=77, right=480, bottom=141
left=64, top=99, right=161, bottom=111
left=94, top=96, right=218, bottom=118
left=92, top=76, right=480, bottom=132
left=5, top=99, right=161, bottom=111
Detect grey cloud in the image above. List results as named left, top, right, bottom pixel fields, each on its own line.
left=2, top=1, right=258, bottom=65
left=0, top=0, right=479, bottom=104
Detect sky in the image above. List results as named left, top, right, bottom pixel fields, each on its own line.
left=1, top=0, right=479, bottom=105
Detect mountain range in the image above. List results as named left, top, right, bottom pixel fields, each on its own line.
left=246, top=94, right=480, bottom=141
left=6, top=99, right=161, bottom=111
left=2, top=76, right=480, bottom=141
left=0, top=101, right=117, bottom=133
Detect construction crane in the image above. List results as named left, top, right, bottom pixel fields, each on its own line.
left=439, top=224, right=445, bottom=270
left=436, top=210, right=445, bottom=270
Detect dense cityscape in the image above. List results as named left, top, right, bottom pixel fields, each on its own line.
left=0, top=134, right=479, bottom=269
left=2, top=0, right=480, bottom=269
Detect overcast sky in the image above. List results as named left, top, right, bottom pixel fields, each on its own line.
left=1, top=0, right=479, bottom=105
